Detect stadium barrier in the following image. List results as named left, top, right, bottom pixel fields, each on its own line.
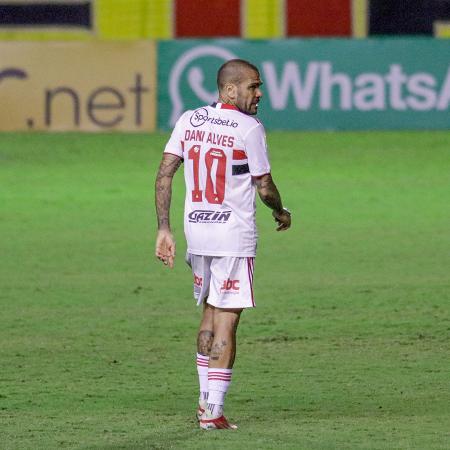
left=1, top=38, right=449, bottom=132
left=0, top=41, right=156, bottom=132
left=158, top=39, right=450, bottom=131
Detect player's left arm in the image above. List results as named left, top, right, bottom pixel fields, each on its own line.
left=155, top=153, right=182, bottom=267
left=245, top=123, right=291, bottom=232
left=254, top=174, right=291, bottom=231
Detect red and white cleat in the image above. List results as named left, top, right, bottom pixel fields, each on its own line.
left=199, top=412, right=238, bottom=430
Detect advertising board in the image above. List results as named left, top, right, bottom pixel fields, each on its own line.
left=158, top=39, right=450, bottom=130
left=0, top=41, right=156, bottom=131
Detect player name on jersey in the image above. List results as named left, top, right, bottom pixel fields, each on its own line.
left=184, top=130, right=235, bottom=148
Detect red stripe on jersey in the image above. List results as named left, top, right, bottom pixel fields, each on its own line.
left=218, top=103, right=239, bottom=111
left=208, top=377, right=232, bottom=381
left=233, top=149, right=247, bottom=160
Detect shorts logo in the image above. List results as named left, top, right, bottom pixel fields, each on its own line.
left=188, top=210, right=231, bottom=224
left=221, top=279, right=240, bottom=293
left=194, top=274, right=203, bottom=287
left=189, top=107, right=238, bottom=128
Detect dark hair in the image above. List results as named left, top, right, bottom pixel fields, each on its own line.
left=217, top=59, right=260, bottom=91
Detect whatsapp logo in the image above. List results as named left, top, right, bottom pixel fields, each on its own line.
left=168, top=45, right=237, bottom=126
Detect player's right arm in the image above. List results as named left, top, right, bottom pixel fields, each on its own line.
left=155, top=153, right=183, bottom=267
left=254, top=174, right=291, bottom=231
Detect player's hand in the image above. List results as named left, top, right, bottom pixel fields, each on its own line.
left=272, top=208, right=291, bottom=231
left=155, top=230, right=176, bottom=268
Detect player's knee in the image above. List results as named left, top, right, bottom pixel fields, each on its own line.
left=214, top=308, right=242, bottom=329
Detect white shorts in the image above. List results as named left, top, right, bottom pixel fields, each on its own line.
left=186, top=253, right=256, bottom=309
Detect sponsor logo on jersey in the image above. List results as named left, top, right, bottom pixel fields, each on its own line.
left=221, top=279, right=240, bottom=293
left=190, top=107, right=238, bottom=128
left=188, top=210, right=232, bottom=224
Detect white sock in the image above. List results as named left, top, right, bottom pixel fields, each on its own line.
left=207, top=368, right=232, bottom=417
left=196, top=353, right=209, bottom=402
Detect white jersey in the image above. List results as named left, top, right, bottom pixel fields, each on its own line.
left=164, top=103, right=271, bottom=257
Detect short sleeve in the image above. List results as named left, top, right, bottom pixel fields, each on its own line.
left=244, top=123, right=271, bottom=177
left=163, top=113, right=186, bottom=158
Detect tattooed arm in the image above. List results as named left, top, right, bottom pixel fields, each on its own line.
left=254, top=173, right=291, bottom=231
left=155, top=153, right=183, bottom=267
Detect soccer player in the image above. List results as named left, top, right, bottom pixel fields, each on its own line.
left=155, top=59, right=291, bottom=430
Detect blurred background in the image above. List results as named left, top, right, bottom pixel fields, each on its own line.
left=1, top=0, right=450, bottom=40
left=1, top=0, right=449, bottom=132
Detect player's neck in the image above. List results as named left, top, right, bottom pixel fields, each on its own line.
left=218, top=96, right=236, bottom=107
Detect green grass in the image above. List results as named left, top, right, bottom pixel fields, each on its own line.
left=1, top=131, right=449, bottom=450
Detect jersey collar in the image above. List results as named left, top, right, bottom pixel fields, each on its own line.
left=211, top=102, right=240, bottom=111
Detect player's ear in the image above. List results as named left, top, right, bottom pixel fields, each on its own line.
left=225, top=83, right=237, bottom=100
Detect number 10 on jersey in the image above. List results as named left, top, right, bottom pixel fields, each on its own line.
left=187, top=144, right=226, bottom=205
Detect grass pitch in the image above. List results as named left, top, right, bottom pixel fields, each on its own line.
left=1, top=131, right=449, bottom=449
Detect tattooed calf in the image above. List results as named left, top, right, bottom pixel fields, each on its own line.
left=210, top=339, right=228, bottom=361
left=197, top=330, right=214, bottom=355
